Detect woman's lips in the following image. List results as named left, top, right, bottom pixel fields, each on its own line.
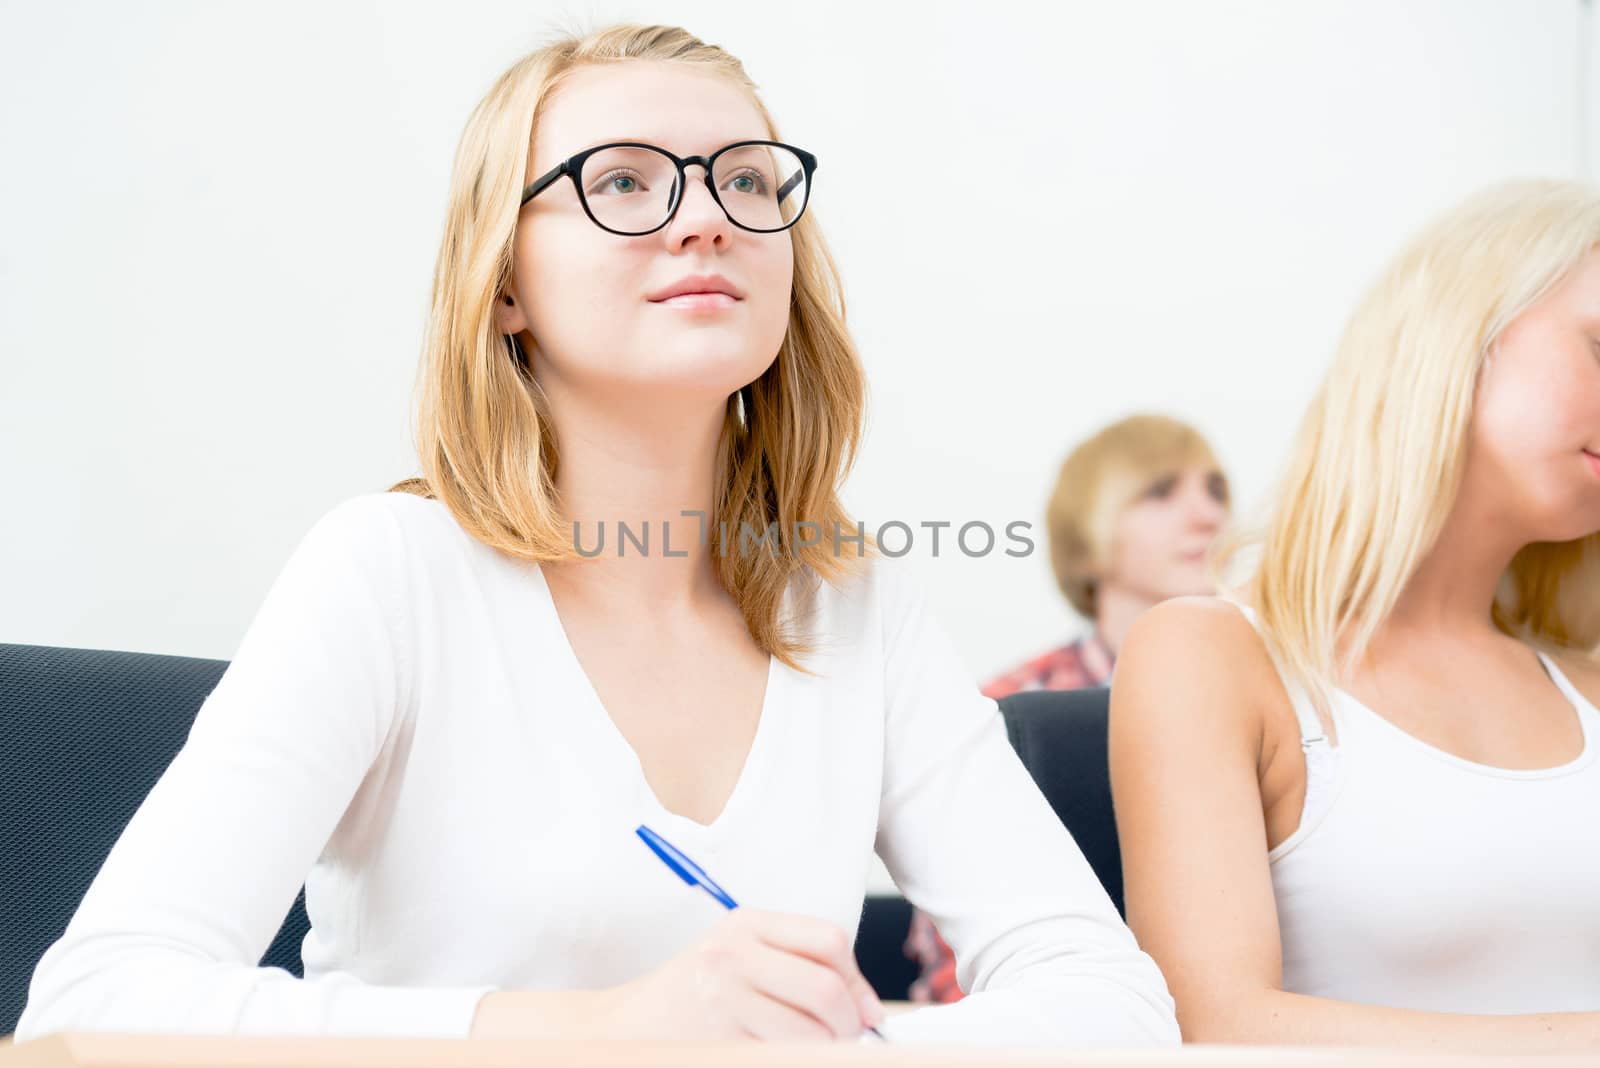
left=1585, top=449, right=1600, bottom=478
left=651, top=292, right=739, bottom=310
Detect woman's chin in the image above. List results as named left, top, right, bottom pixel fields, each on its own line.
left=642, top=345, right=780, bottom=394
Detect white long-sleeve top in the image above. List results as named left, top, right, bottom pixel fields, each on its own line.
left=18, top=493, right=1178, bottom=1045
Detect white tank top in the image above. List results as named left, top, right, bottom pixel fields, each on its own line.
left=1231, top=602, right=1600, bottom=1014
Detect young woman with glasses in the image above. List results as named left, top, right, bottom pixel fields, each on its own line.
left=19, top=25, right=1177, bottom=1046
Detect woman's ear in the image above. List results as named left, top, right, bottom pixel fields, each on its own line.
left=494, top=290, right=529, bottom=336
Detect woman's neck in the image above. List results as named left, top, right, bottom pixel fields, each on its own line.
left=1093, top=585, right=1156, bottom=657
left=542, top=386, right=730, bottom=609
left=1379, top=479, right=1525, bottom=644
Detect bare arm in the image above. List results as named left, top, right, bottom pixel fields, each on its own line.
left=1109, top=598, right=1600, bottom=1053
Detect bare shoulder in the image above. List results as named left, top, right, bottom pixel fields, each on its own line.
left=1113, top=596, right=1286, bottom=737
left=1119, top=596, right=1282, bottom=688
left=1122, top=595, right=1264, bottom=648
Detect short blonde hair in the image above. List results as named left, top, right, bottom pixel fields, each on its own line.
left=391, top=25, right=867, bottom=670
left=1047, top=414, right=1224, bottom=618
left=1221, top=178, right=1600, bottom=716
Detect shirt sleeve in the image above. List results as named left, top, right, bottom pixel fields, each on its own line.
left=16, top=495, right=495, bottom=1040
left=869, top=560, right=1179, bottom=1045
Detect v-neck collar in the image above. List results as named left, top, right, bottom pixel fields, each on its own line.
left=526, top=562, right=785, bottom=839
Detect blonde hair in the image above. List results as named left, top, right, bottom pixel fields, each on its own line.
left=390, top=25, right=867, bottom=670
left=1221, top=178, right=1600, bottom=714
left=1047, top=414, right=1225, bottom=618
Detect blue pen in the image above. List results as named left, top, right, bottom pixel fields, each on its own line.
left=636, top=824, right=741, bottom=909
left=634, top=824, right=887, bottom=1040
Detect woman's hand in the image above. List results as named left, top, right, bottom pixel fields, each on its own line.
left=472, top=909, right=886, bottom=1041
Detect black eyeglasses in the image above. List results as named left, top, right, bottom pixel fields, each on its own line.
left=519, top=140, right=817, bottom=236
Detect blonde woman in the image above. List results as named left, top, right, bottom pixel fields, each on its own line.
left=907, top=414, right=1229, bottom=1004
left=1110, top=180, right=1600, bottom=1052
left=18, top=25, right=1177, bottom=1046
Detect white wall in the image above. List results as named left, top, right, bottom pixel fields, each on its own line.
left=0, top=1, right=1592, bottom=681
left=1589, top=0, right=1599, bottom=176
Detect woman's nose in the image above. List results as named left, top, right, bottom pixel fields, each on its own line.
left=663, top=169, right=732, bottom=249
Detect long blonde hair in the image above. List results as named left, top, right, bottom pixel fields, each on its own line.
left=1221, top=179, right=1600, bottom=712
left=391, top=25, right=868, bottom=670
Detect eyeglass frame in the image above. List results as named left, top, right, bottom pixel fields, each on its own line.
left=518, top=139, right=818, bottom=236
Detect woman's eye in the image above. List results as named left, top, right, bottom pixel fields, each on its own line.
left=1207, top=472, right=1230, bottom=504
left=589, top=170, right=646, bottom=196
left=723, top=170, right=768, bottom=196
left=1144, top=476, right=1177, bottom=500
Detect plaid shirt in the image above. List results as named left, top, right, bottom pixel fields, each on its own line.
left=903, top=633, right=1116, bottom=1005
left=980, top=632, right=1115, bottom=700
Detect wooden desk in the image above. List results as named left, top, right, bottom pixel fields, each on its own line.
left=3, top=1036, right=1595, bottom=1068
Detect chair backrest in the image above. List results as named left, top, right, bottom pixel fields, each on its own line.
left=0, top=643, right=310, bottom=1036
left=998, top=687, right=1123, bottom=916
